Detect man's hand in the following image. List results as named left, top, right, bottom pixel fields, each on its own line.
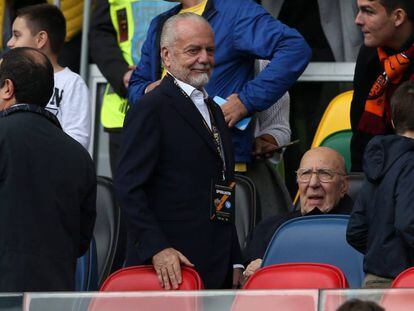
left=252, top=134, right=279, bottom=160
left=145, top=79, right=162, bottom=93
left=152, top=247, right=194, bottom=290
left=232, top=267, right=244, bottom=289
left=241, top=258, right=262, bottom=285
left=221, top=94, right=248, bottom=127
left=123, top=65, right=136, bottom=88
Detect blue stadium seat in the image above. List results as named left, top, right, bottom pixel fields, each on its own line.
left=75, top=246, right=93, bottom=291
left=262, top=215, right=364, bottom=288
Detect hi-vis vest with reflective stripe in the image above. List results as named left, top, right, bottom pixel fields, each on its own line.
left=101, top=0, right=175, bottom=128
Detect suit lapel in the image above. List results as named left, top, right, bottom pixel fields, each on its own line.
left=160, top=76, right=220, bottom=156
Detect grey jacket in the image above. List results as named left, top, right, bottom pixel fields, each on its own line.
left=262, top=0, right=362, bottom=61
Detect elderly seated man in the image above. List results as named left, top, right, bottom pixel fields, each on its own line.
left=242, top=146, right=353, bottom=279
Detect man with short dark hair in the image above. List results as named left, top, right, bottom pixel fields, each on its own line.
left=0, top=47, right=96, bottom=291
left=116, top=13, right=241, bottom=290
left=350, top=0, right=414, bottom=171
left=8, top=4, right=91, bottom=149
left=347, top=81, right=414, bottom=288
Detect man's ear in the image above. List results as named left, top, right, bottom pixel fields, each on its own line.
left=161, top=46, right=172, bottom=69
left=0, top=79, right=15, bottom=100
left=340, top=176, right=349, bottom=198
left=35, top=30, right=48, bottom=50
left=0, top=79, right=16, bottom=110
left=393, top=8, right=407, bottom=27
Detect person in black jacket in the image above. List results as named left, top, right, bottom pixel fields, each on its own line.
left=0, top=47, right=96, bottom=291
left=350, top=0, right=414, bottom=171
left=242, top=147, right=352, bottom=280
left=347, top=81, right=414, bottom=288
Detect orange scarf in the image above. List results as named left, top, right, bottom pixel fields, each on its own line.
left=358, top=44, right=414, bottom=135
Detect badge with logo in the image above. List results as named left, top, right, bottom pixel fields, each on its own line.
left=116, top=8, right=128, bottom=43
left=210, top=181, right=236, bottom=223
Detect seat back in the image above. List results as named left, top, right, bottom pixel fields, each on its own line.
left=75, top=176, right=120, bottom=291
left=262, top=215, right=364, bottom=288
left=243, top=263, right=348, bottom=289
left=381, top=269, right=414, bottom=311
left=347, top=173, right=365, bottom=202
left=231, top=290, right=318, bottom=311
left=381, top=290, right=414, bottom=311
left=235, top=174, right=257, bottom=248
left=319, top=130, right=352, bottom=172
left=311, top=91, right=353, bottom=148
left=93, top=176, right=120, bottom=287
left=100, top=265, right=204, bottom=291
left=89, top=266, right=202, bottom=311
left=392, top=267, right=414, bottom=287
left=75, top=248, right=92, bottom=291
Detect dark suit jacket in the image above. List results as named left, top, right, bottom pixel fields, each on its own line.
left=0, top=106, right=96, bottom=291
left=116, top=75, right=241, bottom=289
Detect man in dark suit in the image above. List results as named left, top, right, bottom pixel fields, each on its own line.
left=242, top=147, right=352, bottom=282
left=115, top=12, right=241, bottom=290
left=0, top=47, right=96, bottom=291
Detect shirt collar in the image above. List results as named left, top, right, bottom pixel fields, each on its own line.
left=169, top=72, right=208, bottom=99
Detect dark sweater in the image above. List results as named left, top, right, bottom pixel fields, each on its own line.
left=347, top=135, right=414, bottom=278
left=243, top=194, right=353, bottom=264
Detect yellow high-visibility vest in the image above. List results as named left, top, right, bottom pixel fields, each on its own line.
left=101, top=0, right=174, bottom=128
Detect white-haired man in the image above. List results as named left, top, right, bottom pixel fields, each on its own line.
left=115, top=13, right=241, bottom=290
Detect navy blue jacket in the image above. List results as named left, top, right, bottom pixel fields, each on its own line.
left=127, top=0, right=311, bottom=162
left=116, top=75, right=241, bottom=289
left=0, top=106, right=96, bottom=291
left=347, top=135, right=414, bottom=278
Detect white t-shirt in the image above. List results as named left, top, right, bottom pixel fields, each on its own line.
left=46, top=67, right=91, bottom=149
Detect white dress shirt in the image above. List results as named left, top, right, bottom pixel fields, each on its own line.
left=173, top=77, right=212, bottom=130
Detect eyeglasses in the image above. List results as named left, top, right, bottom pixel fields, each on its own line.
left=296, top=168, right=347, bottom=183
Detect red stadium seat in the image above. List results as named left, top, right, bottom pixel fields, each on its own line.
left=379, top=268, right=414, bottom=311
left=231, top=290, right=318, bottom=311
left=381, top=289, right=414, bottom=311
left=231, top=263, right=346, bottom=311
left=88, top=266, right=203, bottom=311
left=243, top=263, right=348, bottom=289
left=391, top=267, right=414, bottom=288
left=100, top=265, right=204, bottom=291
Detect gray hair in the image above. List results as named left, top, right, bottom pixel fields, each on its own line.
left=160, top=12, right=212, bottom=48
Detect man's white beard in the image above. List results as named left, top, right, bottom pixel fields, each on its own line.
left=187, top=72, right=210, bottom=89
left=170, top=61, right=211, bottom=89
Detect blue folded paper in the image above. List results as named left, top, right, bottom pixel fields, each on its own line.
left=213, top=96, right=251, bottom=131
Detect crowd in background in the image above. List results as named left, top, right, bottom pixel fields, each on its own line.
left=0, top=0, right=413, bottom=298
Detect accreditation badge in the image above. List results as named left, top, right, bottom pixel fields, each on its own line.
left=210, top=180, right=236, bottom=224
left=116, top=8, right=128, bottom=43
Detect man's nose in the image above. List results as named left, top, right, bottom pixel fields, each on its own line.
left=198, top=49, right=209, bottom=63
left=6, top=38, right=14, bottom=49
left=308, top=171, right=321, bottom=188
left=355, top=11, right=363, bottom=26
